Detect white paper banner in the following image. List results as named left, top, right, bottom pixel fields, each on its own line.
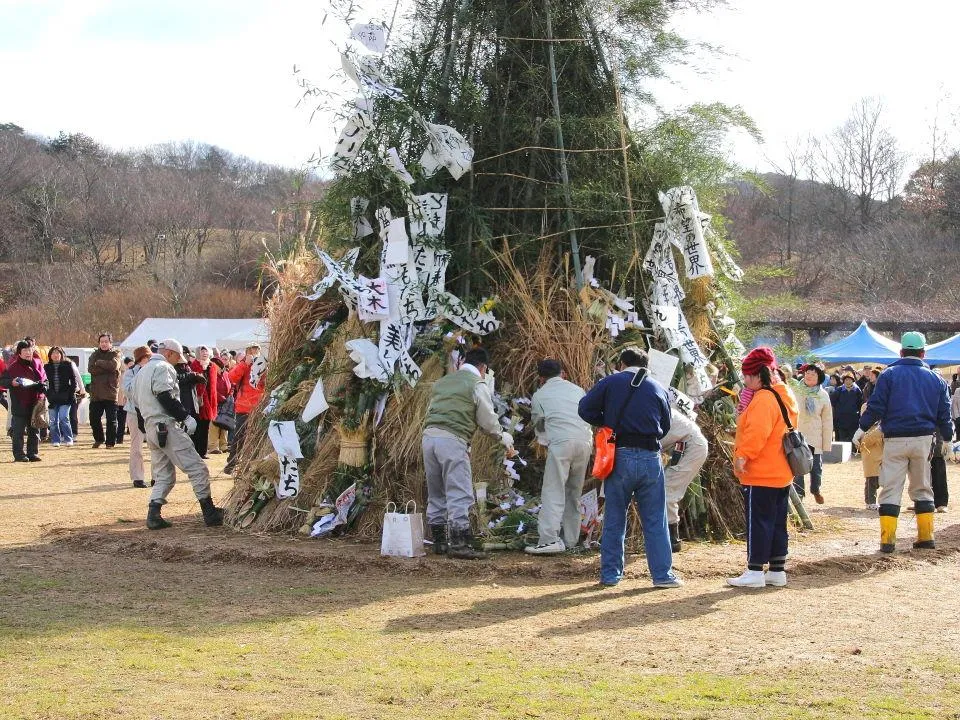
left=420, top=120, right=474, bottom=180
left=302, top=378, right=329, bottom=423
left=378, top=319, right=411, bottom=373
left=434, top=291, right=500, bottom=335
left=384, top=147, right=415, bottom=185
left=248, top=355, right=267, bottom=389
left=345, top=338, right=389, bottom=382
left=341, top=52, right=404, bottom=100
left=668, top=386, right=698, bottom=419
left=605, top=310, right=625, bottom=338
left=351, top=197, right=373, bottom=240
left=277, top=455, right=300, bottom=499
left=268, top=420, right=304, bottom=459
left=659, top=185, right=714, bottom=279
left=357, top=275, right=390, bottom=322
left=331, top=110, right=373, bottom=174
left=384, top=217, right=410, bottom=266
left=408, top=193, right=447, bottom=239
left=648, top=349, right=680, bottom=389
left=651, top=304, right=680, bottom=331
left=350, top=23, right=387, bottom=54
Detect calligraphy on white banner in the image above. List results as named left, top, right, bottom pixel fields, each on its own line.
left=357, top=276, right=390, bottom=322
left=384, top=147, right=415, bottom=185
left=331, top=110, right=373, bottom=174
left=659, top=185, right=715, bottom=280
left=651, top=304, right=680, bottom=332
left=378, top=319, right=412, bottom=373
left=248, top=355, right=267, bottom=389
left=668, top=386, right=698, bottom=419
left=277, top=455, right=300, bottom=499
left=350, top=197, right=373, bottom=240
left=408, top=193, right=447, bottom=239
left=434, top=291, right=500, bottom=335
left=268, top=421, right=304, bottom=459
left=341, top=52, right=404, bottom=100
left=420, top=121, right=473, bottom=180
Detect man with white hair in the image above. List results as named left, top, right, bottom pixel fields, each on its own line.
left=132, top=338, right=223, bottom=530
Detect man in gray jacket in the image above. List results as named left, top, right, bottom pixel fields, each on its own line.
left=526, top=359, right=592, bottom=555
left=133, top=338, right=223, bottom=530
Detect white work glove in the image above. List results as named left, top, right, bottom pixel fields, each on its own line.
left=943, top=440, right=953, bottom=457
left=183, top=416, right=198, bottom=436
left=500, top=431, right=514, bottom=450
left=851, top=428, right=864, bottom=449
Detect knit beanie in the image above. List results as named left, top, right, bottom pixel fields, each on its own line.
left=741, top=346, right=777, bottom=376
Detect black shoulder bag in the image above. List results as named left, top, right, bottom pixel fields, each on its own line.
left=759, top=386, right=814, bottom=476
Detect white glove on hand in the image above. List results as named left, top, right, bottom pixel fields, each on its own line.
left=851, top=428, right=865, bottom=449
left=501, top=431, right=514, bottom=449
left=183, top=416, right=198, bottom=436
left=943, top=441, right=953, bottom=457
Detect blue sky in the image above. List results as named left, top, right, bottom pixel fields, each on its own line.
left=2, top=0, right=959, bottom=176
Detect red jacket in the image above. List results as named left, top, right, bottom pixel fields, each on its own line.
left=190, top=359, right=220, bottom=421
left=227, top=358, right=264, bottom=415
left=0, top=356, right=47, bottom=417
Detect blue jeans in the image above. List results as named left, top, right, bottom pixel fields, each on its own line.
left=600, top=447, right=676, bottom=585
left=792, top=449, right=822, bottom=495
left=48, top=404, right=73, bottom=444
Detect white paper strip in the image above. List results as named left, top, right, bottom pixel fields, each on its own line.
left=384, top=218, right=410, bottom=266
left=434, top=291, right=500, bottom=335
left=408, top=193, right=447, bottom=239
left=357, top=275, right=390, bottom=322
left=668, top=386, right=698, bottom=419
left=350, top=23, right=387, bottom=54
left=345, top=338, right=389, bottom=382
left=420, top=120, right=473, bottom=180
left=248, top=355, right=267, bottom=389
left=647, top=349, right=680, bottom=389
left=331, top=111, right=373, bottom=174
left=302, top=379, right=329, bottom=423
left=384, top=147, right=414, bottom=185
left=651, top=304, right=680, bottom=331
left=351, top=197, right=373, bottom=240
left=378, top=319, right=410, bottom=373
left=659, top=185, right=714, bottom=279
left=341, top=52, right=404, bottom=100
left=268, top=421, right=304, bottom=459
left=276, top=455, right=300, bottom=499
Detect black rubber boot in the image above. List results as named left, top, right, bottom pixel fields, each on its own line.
left=668, top=523, right=682, bottom=553
left=430, top=525, right=449, bottom=555
left=447, top=528, right=488, bottom=560
left=146, top=501, right=172, bottom=530
left=199, top=497, right=224, bottom=527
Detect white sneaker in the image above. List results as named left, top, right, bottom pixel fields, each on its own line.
left=50, top=443, right=60, bottom=448
left=866, top=503, right=879, bottom=511
left=936, top=506, right=948, bottom=513
left=764, top=571, right=787, bottom=587
left=65, top=441, right=74, bottom=446
left=727, top=569, right=766, bottom=588
left=524, top=539, right=565, bottom=555
left=653, top=576, right=684, bottom=589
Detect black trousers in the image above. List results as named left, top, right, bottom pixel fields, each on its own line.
left=743, top=485, right=790, bottom=571
left=192, top=418, right=210, bottom=457
left=69, top=401, right=79, bottom=436
left=115, top=405, right=127, bottom=443
left=931, top=456, right=949, bottom=508
left=10, top=414, right=39, bottom=460
left=225, top=413, right=248, bottom=470
left=835, top=425, right=858, bottom=443
left=89, top=400, right=118, bottom=445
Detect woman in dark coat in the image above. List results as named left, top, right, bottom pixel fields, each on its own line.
left=831, top=373, right=863, bottom=443
left=44, top=346, right=77, bottom=447
left=0, top=340, right=48, bottom=461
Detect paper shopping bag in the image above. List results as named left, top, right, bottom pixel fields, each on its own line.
left=380, top=501, right=426, bottom=557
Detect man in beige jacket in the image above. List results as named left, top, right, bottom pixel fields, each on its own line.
left=791, top=364, right=833, bottom=504
left=526, top=359, right=593, bottom=555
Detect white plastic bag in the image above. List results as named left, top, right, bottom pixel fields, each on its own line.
left=380, top=501, right=426, bottom=558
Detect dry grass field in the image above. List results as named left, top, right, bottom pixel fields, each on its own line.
left=1, top=407, right=959, bottom=719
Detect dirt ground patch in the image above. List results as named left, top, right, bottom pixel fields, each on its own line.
left=2, top=408, right=960, bottom=718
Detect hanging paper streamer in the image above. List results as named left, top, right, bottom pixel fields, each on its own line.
left=659, top=185, right=715, bottom=279
left=397, top=349, right=423, bottom=387
left=350, top=23, right=387, bottom=54
left=384, top=259, right=426, bottom=321
left=351, top=197, right=373, bottom=240
left=331, top=110, right=373, bottom=174
left=668, top=386, right=698, bottom=419
left=582, top=255, right=597, bottom=287
left=302, top=378, right=329, bottom=423
left=303, top=247, right=361, bottom=300
left=384, top=218, right=410, bottom=266
left=268, top=420, right=304, bottom=459
left=408, top=193, right=447, bottom=239
left=263, top=387, right=283, bottom=416
left=384, top=147, right=415, bottom=185
left=378, top=319, right=411, bottom=373
left=651, top=304, right=680, bottom=332
left=419, top=120, right=474, bottom=180
left=423, top=249, right=451, bottom=318
left=605, top=310, right=626, bottom=338
left=344, top=338, right=389, bottom=382
left=647, top=349, right=680, bottom=389
left=341, top=52, right=404, bottom=100
left=277, top=455, right=300, bottom=499
left=434, top=291, right=500, bottom=335
left=248, top=355, right=267, bottom=389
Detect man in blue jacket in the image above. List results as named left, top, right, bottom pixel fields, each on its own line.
left=578, top=347, right=682, bottom=589
left=854, top=332, right=952, bottom=553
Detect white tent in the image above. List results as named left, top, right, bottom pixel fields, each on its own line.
left=119, top=318, right=270, bottom=355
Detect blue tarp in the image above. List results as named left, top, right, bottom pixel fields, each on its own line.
left=923, top=334, right=960, bottom=366
left=809, top=321, right=901, bottom=364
